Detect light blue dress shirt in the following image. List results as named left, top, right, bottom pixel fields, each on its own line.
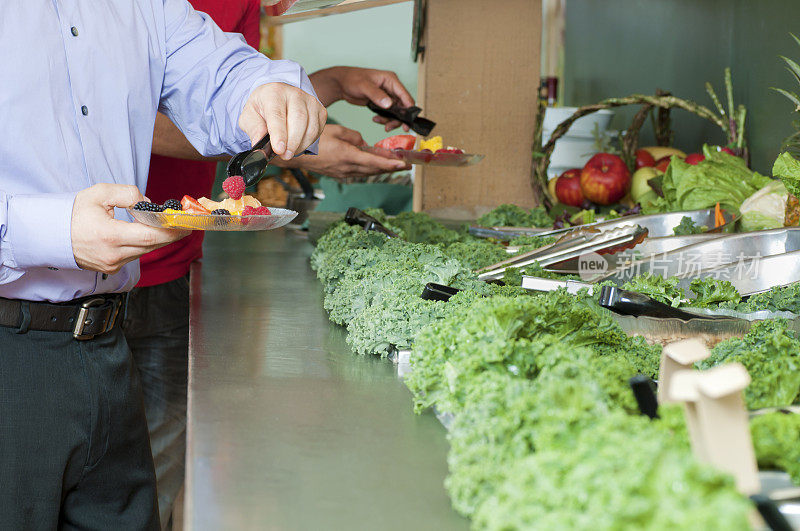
left=0, top=0, right=318, bottom=302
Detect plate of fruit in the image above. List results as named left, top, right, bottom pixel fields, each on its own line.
left=360, top=135, right=484, bottom=167
left=127, top=176, right=297, bottom=231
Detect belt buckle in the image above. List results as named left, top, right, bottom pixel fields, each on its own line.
left=73, top=297, right=119, bottom=340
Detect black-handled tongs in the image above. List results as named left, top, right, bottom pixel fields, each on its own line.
left=344, top=207, right=400, bottom=238
left=367, top=101, right=436, bottom=137
left=629, top=375, right=659, bottom=419
left=227, top=133, right=277, bottom=187
left=420, top=283, right=462, bottom=302
left=598, top=285, right=733, bottom=321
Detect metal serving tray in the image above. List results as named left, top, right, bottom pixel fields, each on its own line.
left=603, top=228, right=800, bottom=286
left=469, top=208, right=738, bottom=241
left=608, top=312, right=800, bottom=347
left=675, top=250, right=800, bottom=297
left=519, top=275, right=800, bottom=345
left=547, top=233, right=723, bottom=274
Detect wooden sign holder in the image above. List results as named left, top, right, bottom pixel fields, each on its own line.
left=670, top=363, right=761, bottom=495
left=657, top=338, right=710, bottom=405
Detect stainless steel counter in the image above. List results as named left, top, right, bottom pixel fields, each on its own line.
left=185, top=229, right=467, bottom=530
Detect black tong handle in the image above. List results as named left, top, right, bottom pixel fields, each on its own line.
left=629, top=375, right=659, bottom=419
left=289, top=169, right=315, bottom=199
left=344, top=207, right=400, bottom=238
left=227, top=133, right=277, bottom=187
left=421, top=283, right=462, bottom=302
left=367, top=101, right=436, bottom=136
left=599, top=286, right=719, bottom=321
left=750, top=495, right=793, bottom=531
left=252, top=132, right=272, bottom=152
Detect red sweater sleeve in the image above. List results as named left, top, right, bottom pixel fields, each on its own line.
left=238, top=0, right=262, bottom=50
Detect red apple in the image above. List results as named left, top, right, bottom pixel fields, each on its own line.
left=719, top=146, right=736, bottom=156
left=684, top=153, right=705, bottom=165
left=654, top=157, right=671, bottom=173
left=635, top=149, right=656, bottom=169
left=579, top=153, right=631, bottom=205
left=554, top=169, right=585, bottom=207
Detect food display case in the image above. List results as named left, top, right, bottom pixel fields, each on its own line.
left=182, top=2, right=800, bottom=530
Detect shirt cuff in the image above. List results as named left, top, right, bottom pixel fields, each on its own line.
left=232, top=62, right=322, bottom=156
left=7, top=193, right=79, bottom=270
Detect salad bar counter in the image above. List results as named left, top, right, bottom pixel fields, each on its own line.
left=183, top=196, right=800, bottom=528
left=184, top=230, right=467, bottom=530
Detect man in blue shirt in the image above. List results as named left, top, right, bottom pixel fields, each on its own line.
left=0, top=1, right=325, bottom=527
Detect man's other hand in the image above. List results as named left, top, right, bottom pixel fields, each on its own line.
left=239, top=83, right=327, bottom=161
left=71, top=184, right=190, bottom=274
left=310, top=67, right=415, bottom=131
left=291, top=125, right=410, bottom=180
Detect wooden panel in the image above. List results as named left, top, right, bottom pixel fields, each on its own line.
left=414, top=0, right=542, bottom=217
left=265, top=0, right=410, bottom=25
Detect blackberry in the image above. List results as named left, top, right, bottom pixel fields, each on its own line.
left=133, top=201, right=165, bottom=212
left=162, top=199, right=182, bottom=210
left=211, top=209, right=231, bottom=215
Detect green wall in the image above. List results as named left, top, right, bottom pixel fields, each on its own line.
left=283, top=3, right=418, bottom=145
left=564, top=0, right=799, bottom=173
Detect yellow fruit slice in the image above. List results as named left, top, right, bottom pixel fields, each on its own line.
left=419, top=136, right=443, bottom=152
left=219, top=195, right=261, bottom=213
left=198, top=197, right=221, bottom=211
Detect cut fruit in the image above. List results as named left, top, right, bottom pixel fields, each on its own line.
left=419, top=136, right=443, bottom=152
left=180, top=195, right=211, bottom=214
left=375, top=134, right=416, bottom=150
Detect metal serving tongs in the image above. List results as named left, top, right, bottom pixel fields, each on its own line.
left=468, top=225, right=564, bottom=240
left=476, top=225, right=649, bottom=281
left=344, top=207, right=400, bottom=238
left=597, top=285, right=736, bottom=321
left=227, top=133, right=277, bottom=187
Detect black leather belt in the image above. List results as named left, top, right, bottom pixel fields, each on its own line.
left=0, top=294, right=124, bottom=340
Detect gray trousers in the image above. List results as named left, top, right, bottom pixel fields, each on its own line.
left=123, top=275, right=190, bottom=529
left=0, top=321, right=160, bottom=529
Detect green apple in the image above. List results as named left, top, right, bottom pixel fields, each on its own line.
left=630, top=167, right=661, bottom=203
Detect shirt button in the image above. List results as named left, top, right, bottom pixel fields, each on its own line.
left=71, top=26, right=79, bottom=37
left=81, top=105, right=88, bottom=116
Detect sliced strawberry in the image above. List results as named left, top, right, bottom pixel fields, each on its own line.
left=180, top=195, right=211, bottom=215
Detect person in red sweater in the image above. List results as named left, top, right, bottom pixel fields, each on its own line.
left=122, top=1, right=416, bottom=527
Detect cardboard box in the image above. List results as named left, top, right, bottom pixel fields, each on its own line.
left=414, top=0, right=543, bottom=217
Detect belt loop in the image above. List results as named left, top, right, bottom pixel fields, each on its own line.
left=121, top=292, right=130, bottom=325
left=15, top=301, right=31, bottom=334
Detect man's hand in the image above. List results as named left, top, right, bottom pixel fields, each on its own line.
left=238, top=82, right=327, bottom=161
left=71, top=184, right=190, bottom=274
left=309, top=67, right=415, bottom=131
left=283, top=125, right=410, bottom=180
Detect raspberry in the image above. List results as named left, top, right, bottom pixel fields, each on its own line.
left=133, top=201, right=165, bottom=212
left=222, top=175, right=246, bottom=200
left=162, top=199, right=182, bottom=210
left=211, top=209, right=231, bottom=215
left=241, top=205, right=271, bottom=216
